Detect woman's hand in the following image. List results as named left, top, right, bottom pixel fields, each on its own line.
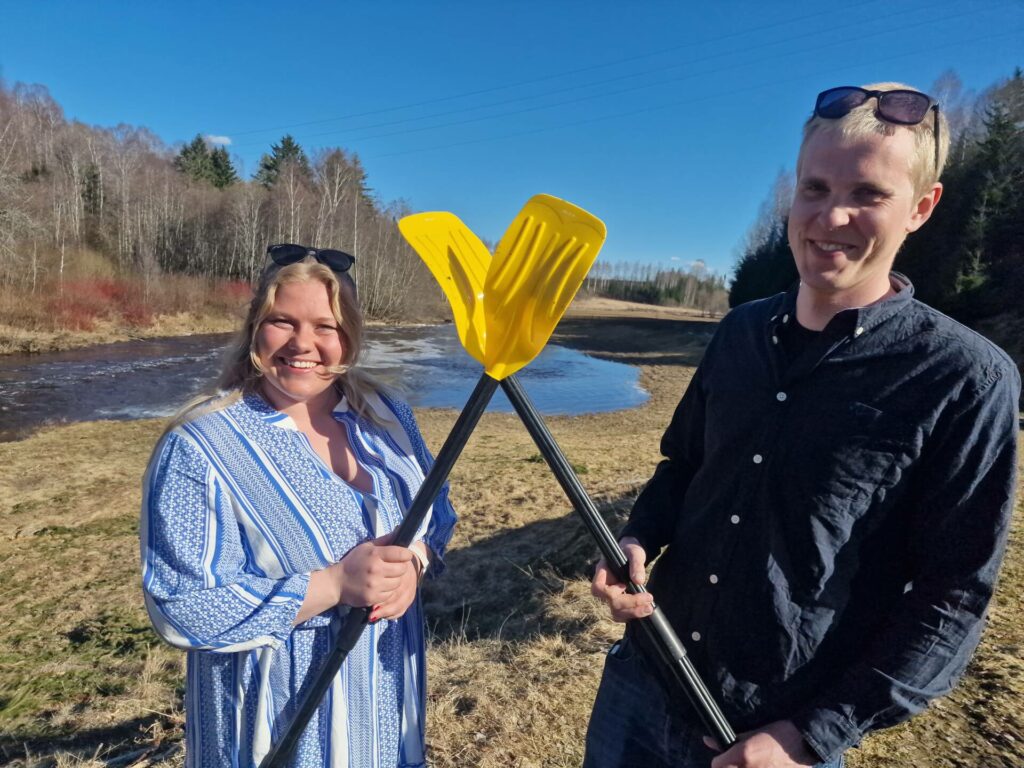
left=293, top=536, right=425, bottom=626
left=590, top=537, right=654, bottom=622
left=337, top=535, right=416, bottom=610
left=368, top=541, right=428, bottom=622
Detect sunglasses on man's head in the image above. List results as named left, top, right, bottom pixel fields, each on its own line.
left=267, top=243, right=355, bottom=273
left=814, top=86, right=941, bottom=172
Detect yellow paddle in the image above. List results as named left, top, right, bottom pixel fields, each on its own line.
left=399, top=193, right=605, bottom=379
left=397, top=211, right=489, bottom=365
left=261, top=194, right=606, bottom=767
left=403, top=201, right=738, bottom=749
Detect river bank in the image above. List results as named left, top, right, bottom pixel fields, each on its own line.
left=0, top=305, right=1020, bottom=767
left=0, top=296, right=702, bottom=356
left=0, top=312, right=239, bottom=356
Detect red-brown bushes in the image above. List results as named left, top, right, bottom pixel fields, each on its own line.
left=3, top=275, right=249, bottom=333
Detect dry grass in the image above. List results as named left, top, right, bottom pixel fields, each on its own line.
left=0, top=309, right=1021, bottom=767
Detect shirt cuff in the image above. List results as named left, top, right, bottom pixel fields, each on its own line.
left=791, top=706, right=863, bottom=764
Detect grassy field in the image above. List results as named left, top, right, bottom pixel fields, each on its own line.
left=0, top=303, right=1021, bottom=767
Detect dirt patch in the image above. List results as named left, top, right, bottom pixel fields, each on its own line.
left=0, top=304, right=1020, bottom=767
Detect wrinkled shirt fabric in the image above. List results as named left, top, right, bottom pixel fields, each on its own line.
left=621, top=276, right=1020, bottom=763
left=141, top=390, right=456, bottom=767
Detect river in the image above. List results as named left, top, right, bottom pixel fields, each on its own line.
left=0, top=324, right=647, bottom=441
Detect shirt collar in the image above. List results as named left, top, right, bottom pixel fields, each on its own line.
left=769, top=272, right=915, bottom=340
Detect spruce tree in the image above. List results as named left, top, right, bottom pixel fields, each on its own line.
left=729, top=220, right=798, bottom=307
left=954, top=99, right=1023, bottom=311
left=209, top=146, right=238, bottom=188
left=254, top=135, right=311, bottom=187
left=174, top=134, right=214, bottom=184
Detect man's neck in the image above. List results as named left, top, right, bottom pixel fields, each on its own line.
left=796, top=277, right=897, bottom=331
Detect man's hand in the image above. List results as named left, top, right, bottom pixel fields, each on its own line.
left=705, top=720, right=819, bottom=768
left=590, top=536, right=654, bottom=622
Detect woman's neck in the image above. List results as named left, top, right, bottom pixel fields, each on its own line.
left=258, top=384, right=340, bottom=429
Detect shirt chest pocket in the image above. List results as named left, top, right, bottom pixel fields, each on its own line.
left=780, top=401, right=911, bottom=516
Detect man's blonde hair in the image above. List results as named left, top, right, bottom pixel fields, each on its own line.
left=801, top=82, right=950, bottom=196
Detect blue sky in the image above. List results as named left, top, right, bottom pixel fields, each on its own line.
left=0, top=1, right=1020, bottom=276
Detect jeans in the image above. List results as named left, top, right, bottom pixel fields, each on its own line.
left=582, top=635, right=845, bottom=768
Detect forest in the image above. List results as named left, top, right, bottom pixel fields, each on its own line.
left=0, top=81, right=443, bottom=329
left=2, top=71, right=1017, bottom=338
left=0, top=78, right=733, bottom=338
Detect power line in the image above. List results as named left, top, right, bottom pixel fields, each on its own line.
left=237, top=4, right=1011, bottom=153
left=224, top=0, right=884, bottom=141
left=366, top=28, right=1023, bottom=161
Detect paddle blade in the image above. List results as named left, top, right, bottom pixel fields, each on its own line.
left=483, top=194, right=606, bottom=379
left=398, top=212, right=490, bottom=366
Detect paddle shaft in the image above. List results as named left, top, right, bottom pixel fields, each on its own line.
left=260, top=373, right=500, bottom=768
left=500, top=375, right=737, bottom=748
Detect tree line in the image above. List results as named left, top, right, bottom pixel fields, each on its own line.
left=584, top=259, right=729, bottom=315
left=730, top=69, right=1024, bottom=330
left=0, top=78, right=743, bottom=328
left=0, top=81, right=440, bottom=320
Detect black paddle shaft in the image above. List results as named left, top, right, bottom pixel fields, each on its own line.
left=260, top=373, right=500, bottom=768
left=500, top=375, right=737, bottom=749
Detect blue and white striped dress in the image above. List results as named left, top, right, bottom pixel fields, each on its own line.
left=140, top=389, right=457, bottom=767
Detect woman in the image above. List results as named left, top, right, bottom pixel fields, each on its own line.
left=140, top=245, right=456, bottom=767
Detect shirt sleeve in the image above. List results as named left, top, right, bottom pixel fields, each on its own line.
left=140, top=429, right=309, bottom=652
left=792, top=364, right=1021, bottom=763
left=391, top=399, right=458, bottom=578
left=621, top=360, right=708, bottom=557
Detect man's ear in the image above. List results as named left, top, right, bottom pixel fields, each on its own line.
left=907, top=183, right=943, bottom=233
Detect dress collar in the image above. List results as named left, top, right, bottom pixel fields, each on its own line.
left=241, top=390, right=299, bottom=430
left=240, top=388, right=375, bottom=432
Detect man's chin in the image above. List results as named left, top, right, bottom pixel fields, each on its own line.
left=796, top=270, right=846, bottom=294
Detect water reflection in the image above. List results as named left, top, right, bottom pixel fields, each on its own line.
left=362, top=325, right=647, bottom=414
left=0, top=324, right=647, bottom=441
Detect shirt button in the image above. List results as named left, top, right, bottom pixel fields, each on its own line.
left=709, top=574, right=719, bottom=584
left=730, top=515, right=741, bottom=524
left=691, top=631, right=702, bottom=642
left=782, top=313, right=790, bottom=323
left=772, top=335, right=779, bottom=345
left=776, top=392, right=787, bottom=402
left=752, top=454, right=763, bottom=464
left=854, top=326, right=865, bottom=337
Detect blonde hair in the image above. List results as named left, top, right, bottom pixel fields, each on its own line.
left=800, top=82, right=950, bottom=197
left=162, top=259, right=386, bottom=435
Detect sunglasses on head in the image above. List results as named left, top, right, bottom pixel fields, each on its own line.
left=267, top=243, right=355, bottom=273
left=814, top=86, right=941, bottom=172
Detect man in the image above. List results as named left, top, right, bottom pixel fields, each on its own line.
left=585, top=83, right=1020, bottom=768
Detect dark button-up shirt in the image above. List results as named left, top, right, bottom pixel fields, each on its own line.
left=622, top=276, right=1020, bottom=762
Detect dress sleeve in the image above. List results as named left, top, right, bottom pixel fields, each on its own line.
left=792, top=364, right=1021, bottom=763
left=390, top=398, right=458, bottom=578
left=140, top=429, right=310, bottom=652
